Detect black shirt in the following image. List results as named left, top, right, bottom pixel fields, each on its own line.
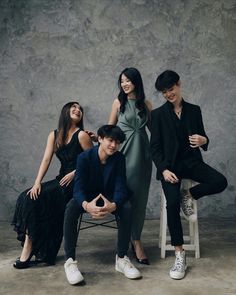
left=168, top=100, right=200, bottom=171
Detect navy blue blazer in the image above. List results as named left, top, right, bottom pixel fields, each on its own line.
left=73, top=146, right=129, bottom=209
left=150, top=100, right=209, bottom=180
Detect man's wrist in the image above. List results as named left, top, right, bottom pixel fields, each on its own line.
left=82, top=201, right=88, bottom=211
left=111, top=202, right=117, bottom=212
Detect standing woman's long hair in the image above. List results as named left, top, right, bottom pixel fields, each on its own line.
left=118, top=67, right=146, bottom=115
left=55, top=102, right=84, bottom=150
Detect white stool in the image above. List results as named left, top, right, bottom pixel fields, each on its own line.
left=159, top=179, right=200, bottom=259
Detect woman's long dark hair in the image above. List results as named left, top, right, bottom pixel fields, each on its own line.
left=55, top=101, right=84, bottom=150
left=118, top=67, right=146, bottom=115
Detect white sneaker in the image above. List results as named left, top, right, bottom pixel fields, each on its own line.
left=169, top=250, right=187, bottom=280
left=115, top=255, right=141, bottom=279
left=181, top=193, right=197, bottom=222
left=64, top=258, right=84, bottom=285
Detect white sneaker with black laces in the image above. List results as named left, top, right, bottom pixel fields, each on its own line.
left=115, top=255, right=141, bottom=279
left=64, top=258, right=84, bottom=285
left=181, top=193, right=197, bottom=222
left=169, top=250, right=187, bottom=280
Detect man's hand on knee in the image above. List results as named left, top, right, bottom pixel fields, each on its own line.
left=163, top=169, right=179, bottom=184
left=100, top=195, right=117, bottom=214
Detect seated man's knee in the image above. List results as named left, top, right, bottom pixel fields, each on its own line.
left=65, top=199, right=81, bottom=219
left=65, top=198, right=74, bottom=211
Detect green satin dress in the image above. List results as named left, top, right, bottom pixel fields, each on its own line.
left=117, top=99, right=152, bottom=240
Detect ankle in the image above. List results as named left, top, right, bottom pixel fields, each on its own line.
left=118, top=255, right=125, bottom=259
left=132, top=240, right=143, bottom=249
left=175, top=246, right=183, bottom=252
left=20, top=247, right=33, bottom=261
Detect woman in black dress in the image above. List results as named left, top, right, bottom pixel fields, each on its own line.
left=12, top=101, right=93, bottom=268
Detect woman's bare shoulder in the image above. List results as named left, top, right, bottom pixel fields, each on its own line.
left=113, top=98, right=120, bottom=107
left=78, top=130, right=91, bottom=140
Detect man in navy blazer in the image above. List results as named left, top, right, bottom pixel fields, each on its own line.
left=63, top=125, right=141, bottom=285
left=150, top=70, right=227, bottom=280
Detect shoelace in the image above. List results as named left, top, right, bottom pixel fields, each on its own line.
left=172, top=255, right=185, bottom=271
left=68, top=261, right=78, bottom=273
left=122, top=257, right=134, bottom=270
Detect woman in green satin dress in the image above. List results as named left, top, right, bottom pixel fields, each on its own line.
left=108, top=67, right=152, bottom=264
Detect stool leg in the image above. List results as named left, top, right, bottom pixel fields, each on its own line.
left=76, top=214, right=83, bottom=240
left=189, top=220, right=194, bottom=244
left=159, top=201, right=162, bottom=248
left=193, top=200, right=200, bottom=258
left=160, top=192, right=167, bottom=259
left=193, top=199, right=200, bottom=258
left=194, top=220, right=200, bottom=258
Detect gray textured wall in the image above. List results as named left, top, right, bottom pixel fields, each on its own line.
left=0, top=0, right=236, bottom=221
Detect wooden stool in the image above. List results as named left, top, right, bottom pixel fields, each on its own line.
left=159, top=179, right=200, bottom=259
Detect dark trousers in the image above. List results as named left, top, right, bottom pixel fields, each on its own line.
left=63, top=199, right=132, bottom=260
left=161, top=161, right=227, bottom=246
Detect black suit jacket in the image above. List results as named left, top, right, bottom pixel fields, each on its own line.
left=150, top=100, right=209, bottom=180
left=73, top=146, right=129, bottom=209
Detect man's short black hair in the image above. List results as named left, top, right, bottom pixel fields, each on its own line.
left=155, top=70, right=180, bottom=92
left=97, top=125, right=126, bottom=143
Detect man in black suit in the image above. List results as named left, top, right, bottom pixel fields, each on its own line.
left=150, top=70, right=227, bottom=280
left=63, top=125, right=141, bottom=285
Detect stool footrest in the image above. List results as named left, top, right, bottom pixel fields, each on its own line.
left=79, top=219, right=117, bottom=230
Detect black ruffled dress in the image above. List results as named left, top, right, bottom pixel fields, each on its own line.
left=12, top=129, right=83, bottom=265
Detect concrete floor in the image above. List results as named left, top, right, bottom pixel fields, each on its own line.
left=0, top=218, right=236, bottom=295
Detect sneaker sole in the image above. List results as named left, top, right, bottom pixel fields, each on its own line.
left=64, top=268, right=84, bottom=285
left=169, top=272, right=185, bottom=280
left=66, top=276, right=84, bottom=285
left=169, top=265, right=187, bottom=280
left=115, top=265, right=141, bottom=279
